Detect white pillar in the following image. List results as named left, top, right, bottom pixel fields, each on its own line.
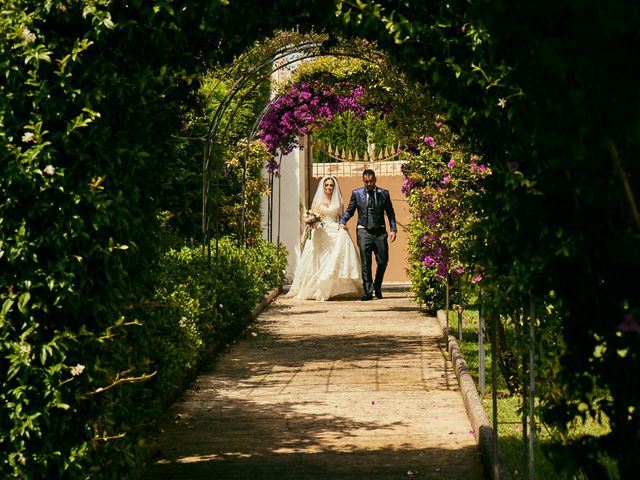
left=261, top=137, right=309, bottom=284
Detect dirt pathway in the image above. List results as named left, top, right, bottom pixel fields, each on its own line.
left=143, top=288, right=484, bottom=479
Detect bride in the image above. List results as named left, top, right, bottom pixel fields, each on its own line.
left=287, top=176, right=363, bottom=300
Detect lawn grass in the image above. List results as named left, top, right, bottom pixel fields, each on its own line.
left=445, top=310, right=617, bottom=479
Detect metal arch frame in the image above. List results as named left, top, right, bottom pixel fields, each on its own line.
left=202, top=39, right=381, bottom=254
left=202, top=42, right=320, bottom=250
left=199, top=32, right=542, bottom=480
left=202, top=42, right=322, bottom=264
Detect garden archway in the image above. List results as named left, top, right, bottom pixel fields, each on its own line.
left=199, top=33, right=415, bottom=282
left=141, top=6, right=640, bottom=475
left=2, top=1, right=638, bottom=478
left=200, top=33, right=388, bottom=246
left=171, top=8, right=640, bottom=476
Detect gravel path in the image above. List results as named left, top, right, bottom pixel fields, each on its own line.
left=143, top=288, right=484, bottom=479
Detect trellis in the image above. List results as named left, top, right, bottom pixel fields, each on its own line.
left=200, top=33, right=384, bottom=252
left=201, top=32, right=538, bottom=480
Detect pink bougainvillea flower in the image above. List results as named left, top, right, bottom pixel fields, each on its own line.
left=471, top=274, right=483, bottom=284
left=423, top=136, right=435, bottom=147
left=379, top=103, right=393, bottom=115
left=257, top=81, right=366, bottom=158
left=447, top=159, right=456, bottom=168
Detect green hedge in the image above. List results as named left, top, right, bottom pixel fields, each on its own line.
left=137, top=236, right=287, bottom=415
left=0, top=232, right=286, bottom=479
left=0, top=1, right=290, bottom=476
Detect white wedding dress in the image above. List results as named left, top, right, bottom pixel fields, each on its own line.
left=287, top=202, right=363, bottom=301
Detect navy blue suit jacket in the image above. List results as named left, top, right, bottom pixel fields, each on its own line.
left=340, top=187, right=397, bottom=232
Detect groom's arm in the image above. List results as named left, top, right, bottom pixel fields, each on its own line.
left=384, top=191, right=397, bottom=242
left=339, top=191, right=358, bottom=227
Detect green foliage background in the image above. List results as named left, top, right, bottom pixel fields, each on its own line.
left=0, top=0, right=300, bottom=477
left=2, top=0, right=639, bottom=478
left=163, top=71, right=272, bottom=240
left=334, top=0, right=640, bottom=476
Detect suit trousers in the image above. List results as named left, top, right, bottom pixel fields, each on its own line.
left=356, top=227, right=389, bottom=294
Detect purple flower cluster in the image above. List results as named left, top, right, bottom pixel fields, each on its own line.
left=401, top=177, right=415, bottom=196
left=415, top=201, right=459, bottom=279
left=469, top=155, right=489, bottom=176
left=403, top=148, right=490, bottom=281
left=379, top=102, right=394, bottom=116
left=265, top=158, right=280, bottom=176
left=399, top=136, right=439, bottom=160
left=257, top=81, right=366, bottom=173
left=470, top=161, right=488, bottom=174
left=423, top=136, right=435, bottom=148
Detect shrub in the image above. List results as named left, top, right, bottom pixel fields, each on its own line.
left=402, top=123, right=489, bottom=306
left=137, top=236, right=287, bottom=410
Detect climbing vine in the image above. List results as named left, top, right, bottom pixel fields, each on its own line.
left=337, top=1, right=640, bottom=476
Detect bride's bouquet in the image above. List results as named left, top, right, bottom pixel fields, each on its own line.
left=304, top=210, right=324, bottom=239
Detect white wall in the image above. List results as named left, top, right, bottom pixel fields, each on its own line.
left=262, top=52, right=310, bottom=283
left=261, top=137, right=308, bottom=284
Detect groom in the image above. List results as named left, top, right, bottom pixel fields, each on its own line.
left=339, top=169, right=397, bottom=301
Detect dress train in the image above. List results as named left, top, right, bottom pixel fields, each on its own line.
left=287, top=204, right=363, bottom=301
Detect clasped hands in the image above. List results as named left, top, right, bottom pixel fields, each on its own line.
left=338, top=224, right=397, bottom=243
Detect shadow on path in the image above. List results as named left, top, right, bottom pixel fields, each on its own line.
left=143, top=291, right=483, bottom=480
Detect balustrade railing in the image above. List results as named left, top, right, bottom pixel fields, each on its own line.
left=311, top=140, right=403, bottom=177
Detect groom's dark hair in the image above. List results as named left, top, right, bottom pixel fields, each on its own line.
left=362, top=169, right=375, bottom=177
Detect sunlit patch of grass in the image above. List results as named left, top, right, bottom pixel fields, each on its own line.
left=446, top=309, right=617, bottom=479
left=447, top=308, right=508, bottom=394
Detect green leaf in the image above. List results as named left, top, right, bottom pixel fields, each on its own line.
left=17, top=292, right=30, bottom=314
left=1, top=298, right=14, bottom=317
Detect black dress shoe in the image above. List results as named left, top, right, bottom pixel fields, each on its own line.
left=374, top=290, right=383, bottom=299
left=361, top=293, right=373, bottom=301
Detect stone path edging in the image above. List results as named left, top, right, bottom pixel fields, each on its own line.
left=436, top=310, right=512, bottom=480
